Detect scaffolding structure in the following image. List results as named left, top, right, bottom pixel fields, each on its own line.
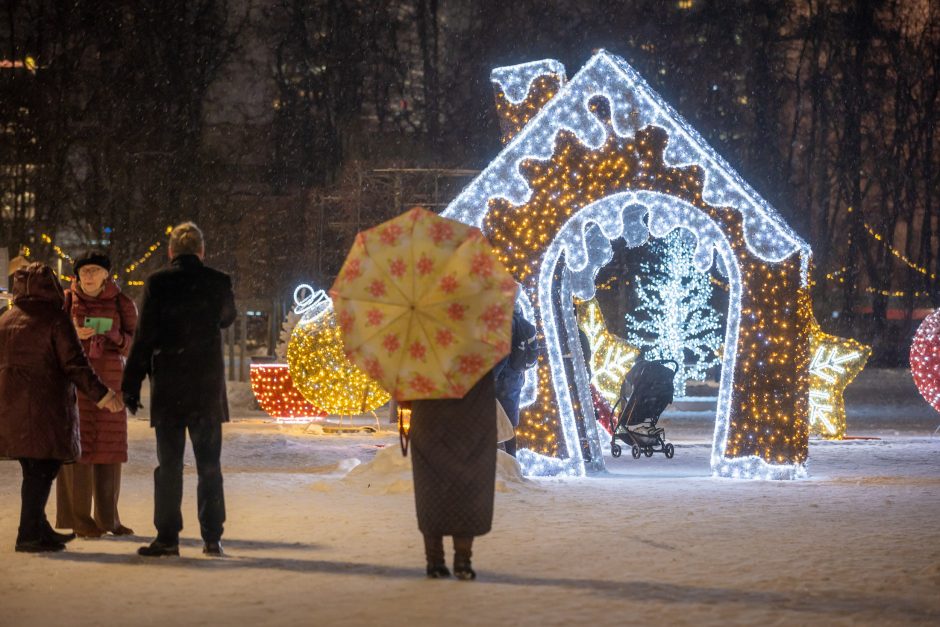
left=311, top=165, right=478, bottom=281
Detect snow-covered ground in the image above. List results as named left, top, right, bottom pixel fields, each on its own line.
left=1, top=369, right=938, bottom=626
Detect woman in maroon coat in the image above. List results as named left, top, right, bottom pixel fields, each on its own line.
left=0, top=263, right=123, bottom=552
left=55, top=251, right=138, bottom=537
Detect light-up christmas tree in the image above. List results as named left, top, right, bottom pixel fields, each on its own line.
left=624, top=230, right=722, bottom=397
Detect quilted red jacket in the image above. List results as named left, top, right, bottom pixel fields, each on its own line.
left=67, top=281, right=138, bottom=463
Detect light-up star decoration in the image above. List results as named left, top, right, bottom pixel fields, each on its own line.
left=575, top=298, right=638, bottom=407
left=807, top=317, right=871, bottom=439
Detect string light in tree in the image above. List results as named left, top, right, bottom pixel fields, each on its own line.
left=442, top=50, right=813, bottom=478
left=910, top=309, right=940, bottom=413
left=124, top=226, right=174, bottom=278
left=624, top=229, right=722, bottom=397
left=807, top=317, right=871, bottom=439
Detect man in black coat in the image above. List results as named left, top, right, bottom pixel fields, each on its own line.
left=122, top=222, right=236, bottom=557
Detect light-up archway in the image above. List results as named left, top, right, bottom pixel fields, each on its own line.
left=442, top=50, right=813, bottom=479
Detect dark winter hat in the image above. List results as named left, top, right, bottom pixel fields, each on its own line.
left=73, top=250, right=112, bottom=275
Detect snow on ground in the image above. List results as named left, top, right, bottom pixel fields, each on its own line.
left=1, top=369, right=938, bottom=626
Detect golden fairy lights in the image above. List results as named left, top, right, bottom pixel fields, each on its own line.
left=575, top=298, right=638, bottom=407
left=40, top=233, right=72, bottom=264
left=249, top=363, right=326, bottom=423
left=487, top=74, right=812, bottom=467
left=286, top=310, right=390, bottom=416
left=494, top=74, right=562, bottom=143
left=807, top=317, right=871, bottom=439
left=124, top=226, right=174, bottom=276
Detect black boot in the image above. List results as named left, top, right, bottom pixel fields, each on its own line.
left=15, top=538, right=66, bottom=553
left=42, top=521, right=75, bottom=544
left=453, top=536, right=476, bottom=581
left=138, top=538, right=180, bottom=557
left=424, top=534, right=450, bottom=578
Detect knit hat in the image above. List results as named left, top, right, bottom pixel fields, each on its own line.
left=73, top=250, right=111, bottom=275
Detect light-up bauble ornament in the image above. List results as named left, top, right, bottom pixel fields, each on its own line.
left=910, top=309, right=940, bottom=413
left=249, top=363, right=326, bottom=423
left=576, top=298, right=638, bottom=407
left=286, top=287, right=389, bottom=416
left=807, top=317, right=871, bottom=439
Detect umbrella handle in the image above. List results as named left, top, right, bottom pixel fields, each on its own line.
left=398, top=407, right=410, bottom=457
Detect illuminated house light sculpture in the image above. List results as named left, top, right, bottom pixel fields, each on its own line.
left=442, top=50, right=814, bottom=479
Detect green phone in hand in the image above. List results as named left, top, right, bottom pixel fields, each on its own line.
left=83, top=316, right=114, bottom=334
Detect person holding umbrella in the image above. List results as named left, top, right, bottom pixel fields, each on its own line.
left=330, top=207, right=517, bottom=580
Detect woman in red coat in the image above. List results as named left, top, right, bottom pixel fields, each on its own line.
left=0, top=262, right=123, bottom=552
left=55, top=251, right=138, bottom=537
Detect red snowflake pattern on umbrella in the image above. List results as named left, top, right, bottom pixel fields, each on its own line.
left=382, top=333, right=401, bottom=354
left=362, top=357, right=384, bottom=380
left=457, top=353, right=485, bottom=375
left=470, top=252, right=494, bottom=278
left=435, top=328, right=454, bottom=348
left=446, top=303, right=467, bottom=321
left=389, top=258, right=407, bottom=278
left=379, top=223, right=404, bottom=246
left=428, top=221, right=454, bottom=245
left=366, top=308, right=385, bottom=326
left=439, top=274, right=459, bottom=294
left=337, top=309, right=354, bottom=332
left=416, top=254, right=435, bottom=276
left=342, top=258, right=362, bottom=283
left=410, top=373, right=437, bottom=394
left=408, top=341, right=427, bottom=361
left=479, top=304, right=508, bottom=332
left=368, top=280, right=387, bottom=298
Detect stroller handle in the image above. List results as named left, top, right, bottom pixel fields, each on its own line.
left=648, top=359, right=679, bottom=373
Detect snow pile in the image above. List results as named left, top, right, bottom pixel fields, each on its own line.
left=340, top=444, right=414, bottom=494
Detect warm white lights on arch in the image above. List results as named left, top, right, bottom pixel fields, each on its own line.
left=442, top=50, right=813, bottom=479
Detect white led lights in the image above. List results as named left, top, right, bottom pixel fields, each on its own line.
left=441, top=51, right=811, bottom=479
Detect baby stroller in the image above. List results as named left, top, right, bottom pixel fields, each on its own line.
left=609, top=359, right=677, bottom=459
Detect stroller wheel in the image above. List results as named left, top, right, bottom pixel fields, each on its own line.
left=644, top=447, right=653, bottom=457
left=611, top=444, right=622, bottom=458
left=631, top=445, right=641, bottom=459
left=664, top=443, right=675, bottom=459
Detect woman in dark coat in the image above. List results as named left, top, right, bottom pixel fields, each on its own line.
left=0, top=263, right=123, bottom=552
left=55, top=251, right=138, bottom=537
left=408, top=371, right=497, bottom=580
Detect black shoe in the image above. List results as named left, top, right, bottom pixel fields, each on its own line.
left=15, top=538, right=66, bottom=553
left=137, top=540, right=179, bottom=557
left=453, top=560, right=476, bottom=581
left=42, top=523, right=76, bottom=544
left=426, top=563, right=451, bottom=579
left=203, top=541, right=224, bottom=556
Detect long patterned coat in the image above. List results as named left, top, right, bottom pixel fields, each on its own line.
left=410, top=372, right=497, bottom=537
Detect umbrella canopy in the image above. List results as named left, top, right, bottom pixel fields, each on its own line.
left=329, top=207, right=517, bottom=400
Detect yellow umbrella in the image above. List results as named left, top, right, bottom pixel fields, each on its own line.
left=329, top=207, right=517, bottom=400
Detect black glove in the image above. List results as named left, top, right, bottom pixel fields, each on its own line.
left=123, top=391, right=142, bottom=416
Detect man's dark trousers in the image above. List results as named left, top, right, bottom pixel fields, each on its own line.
left=153, top=417, right=224, bottom=544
